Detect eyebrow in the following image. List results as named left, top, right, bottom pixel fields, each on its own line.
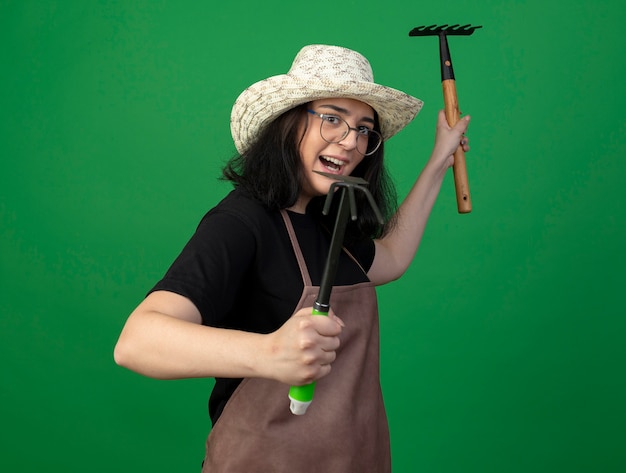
left=318, top=104, right=376, bottom=125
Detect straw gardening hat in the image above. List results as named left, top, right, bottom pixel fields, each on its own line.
left=230, top=44, right=423, bottom=154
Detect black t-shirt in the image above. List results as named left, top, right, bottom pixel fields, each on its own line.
left=150, top=188, right=375, bottom=422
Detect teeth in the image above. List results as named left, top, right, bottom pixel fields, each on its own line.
left=321, top=156, right=344, bottom=166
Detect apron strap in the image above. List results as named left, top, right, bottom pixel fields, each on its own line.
left=279, top=210, right=312, bottom=287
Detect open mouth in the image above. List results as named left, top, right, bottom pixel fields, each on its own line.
left=319, top=156, right=344, bottom=173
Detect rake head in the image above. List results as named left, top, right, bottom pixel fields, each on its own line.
left=314, top=171, right=385, bottom=224
left=409, top=24, right=482, bottom=37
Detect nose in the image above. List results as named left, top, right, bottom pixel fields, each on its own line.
left=337, top=127, right=360, bottom=152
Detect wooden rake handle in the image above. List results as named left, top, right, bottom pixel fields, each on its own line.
left=442, top=80, right=472, bottom=213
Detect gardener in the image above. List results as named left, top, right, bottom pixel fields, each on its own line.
left=114, top=44, right=470, bottom=472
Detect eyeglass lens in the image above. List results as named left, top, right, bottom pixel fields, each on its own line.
left=320, top=116, right=381, bottom=156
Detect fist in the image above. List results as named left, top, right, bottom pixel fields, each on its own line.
left=263, top=307, right=344, bottom=386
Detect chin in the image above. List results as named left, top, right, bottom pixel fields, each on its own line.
left=311, top=177, right=334, bottom=196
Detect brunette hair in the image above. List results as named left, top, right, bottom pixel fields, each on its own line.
left=222, top=104, right=397, bottom=239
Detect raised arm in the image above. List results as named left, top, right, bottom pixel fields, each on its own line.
left=368, top=110, right=471, bottom=285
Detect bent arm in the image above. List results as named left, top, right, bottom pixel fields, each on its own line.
left=114, top=290, right=344, bottom=385
left=368, top=111, right=470, bottom=285
left=114, top=290, right=267, bottom=380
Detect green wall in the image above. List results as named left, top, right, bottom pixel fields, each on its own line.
left=2, top=1, right=625, bottom=471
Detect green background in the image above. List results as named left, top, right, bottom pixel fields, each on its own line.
left=2, top=0, right=625, bottom=471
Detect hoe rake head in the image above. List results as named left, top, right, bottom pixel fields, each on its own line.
left=409, top=24, right=482, bottom=37
left=314, top=171, right=385, bottom=225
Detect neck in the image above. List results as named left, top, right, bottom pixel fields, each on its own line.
left=286, top=199, right=308, bottom=214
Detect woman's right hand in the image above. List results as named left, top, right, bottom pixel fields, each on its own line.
left=261, top=307, right=345, bottom=386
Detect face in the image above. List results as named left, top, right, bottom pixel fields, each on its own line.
left=293, top=98, right=376, bottom=212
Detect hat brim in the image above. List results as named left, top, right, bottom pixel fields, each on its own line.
left=231, top=74, right=423, bottom=154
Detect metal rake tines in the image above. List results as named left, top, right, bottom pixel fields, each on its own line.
left=409, top=24, right=482, bottom=36
left=322, top=181, right=385, bottom=225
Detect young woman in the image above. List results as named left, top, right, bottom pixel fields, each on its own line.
left=114, top=44, right=470, bottom=472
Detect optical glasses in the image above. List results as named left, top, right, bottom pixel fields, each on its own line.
left=307, top=110, right=382, bottom=156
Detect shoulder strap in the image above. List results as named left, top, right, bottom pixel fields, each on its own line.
left=279, top=210, right=313, bottom=287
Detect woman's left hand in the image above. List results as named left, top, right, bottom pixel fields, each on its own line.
left=431, top=109, right=471, bottom=169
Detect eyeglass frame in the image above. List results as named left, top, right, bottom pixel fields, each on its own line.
left=306, top=109, right=383, bottom=156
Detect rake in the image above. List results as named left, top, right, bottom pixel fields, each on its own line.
left=409, top=24, right=482, bottom=214
left=288, top=171, right=384, bottom=415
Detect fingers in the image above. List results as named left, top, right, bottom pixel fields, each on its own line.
left=293, top=307, right=344, bottom=335
left=291, top=318, right=340, bottom=385
left=433, top=110, right=471, bottom=164
left=460, top=137, right=470, bottom=152
left=293, top=313, right=342, bottom=356
left=456, top=114, right=471, bottom=131
left=437, top=109, right=470, bottom=135
left=329, top=311, right=345, bottom=328
left=453, top=115, right=471, bottom=145
left=266, top=308, right=345, bottom=386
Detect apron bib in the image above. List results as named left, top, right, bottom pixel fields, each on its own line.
left=201, top=211, right=391, bottom=472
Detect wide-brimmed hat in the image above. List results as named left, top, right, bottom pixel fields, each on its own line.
left=231, top=44, right=423, bottom=154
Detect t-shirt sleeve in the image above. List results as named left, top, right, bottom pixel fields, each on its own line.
left=149, top=208, right=256, bottom=326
